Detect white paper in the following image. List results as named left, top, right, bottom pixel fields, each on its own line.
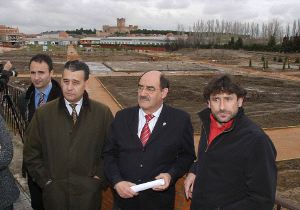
left=130, top=179, right=165, bottom=192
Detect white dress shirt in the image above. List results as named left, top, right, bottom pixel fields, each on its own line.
left=137, top=104, right=163, bottom=138
left=64, top=98, right=83, bottom=116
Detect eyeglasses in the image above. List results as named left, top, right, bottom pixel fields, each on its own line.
left=138, top=84, right=156, bottom=92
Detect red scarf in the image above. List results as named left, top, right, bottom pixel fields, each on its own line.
left=208, top=113, right=233, bottom=145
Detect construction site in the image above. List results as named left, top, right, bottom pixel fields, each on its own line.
left=1, top=45, right=300, bottom=209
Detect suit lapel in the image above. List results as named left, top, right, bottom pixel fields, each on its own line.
left=146, top=104, right=169, bottom=145
left=129, top=106, right=140, bottom=142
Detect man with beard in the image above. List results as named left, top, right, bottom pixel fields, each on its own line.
left=184, top=74, right=277, bottom=210
left=103, top=70, right=195, bottom=210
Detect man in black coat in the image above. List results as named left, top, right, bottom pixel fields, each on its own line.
left=18, top=54, right=61, bottom=210
left=184, top=74, right=277, bottom=210
left=103, top=70, right=196, bottom=210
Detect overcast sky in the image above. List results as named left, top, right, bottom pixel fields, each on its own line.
left=1, top=0, right=299, bottom=34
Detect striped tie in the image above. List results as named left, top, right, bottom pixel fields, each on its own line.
left=37, top=92, right=45, bottom=107
left=70, top=103, right=78, bottom=124
left=140, top=114, right=154, bottom=146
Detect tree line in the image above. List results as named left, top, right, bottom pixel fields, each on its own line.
left=66, top=28, right=96, bottom=35
left=169, top=19, right=300, bottom=52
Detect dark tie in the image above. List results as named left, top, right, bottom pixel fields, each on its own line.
left=70, top=103, right=78, bottom=124
left=140, top=114, right=154, bottom=146
left=37, top=92, right=45, bottom=107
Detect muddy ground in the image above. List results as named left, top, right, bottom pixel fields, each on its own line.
left=98, top=74, right=300, bottom=132
left=0, top=46, right=151, bottom=73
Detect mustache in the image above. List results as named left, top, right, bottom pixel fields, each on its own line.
left=139, top=96, right=150, bottom=101
left=217, top=110, right=231, bottom=114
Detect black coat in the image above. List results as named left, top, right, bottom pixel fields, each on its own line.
left=18, top=79, right=62, bottom=178
left=103, top=104, right=196, bottom=210
left=190, top=108, right=277, bottom=210
left=18, top=79, right=61, bottom=125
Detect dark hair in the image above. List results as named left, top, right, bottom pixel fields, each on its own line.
left=29, top=54, right=53, bottom=71
left=203, top=74, right=247, bottom=100
left=139, top=71, right=170, bottom=89
left=160, top=73, right=169, bottom=89
left=64, top=60, right=90, bottom=80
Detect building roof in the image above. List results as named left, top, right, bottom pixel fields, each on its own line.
left=80, top=36, right=177, bottom=41
left=25, top=37, right=79, bottom=42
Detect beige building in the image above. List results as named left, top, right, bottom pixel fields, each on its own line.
left=100, top=18, right=138, bottom=35
left=0, top=25, right=23, bottom=47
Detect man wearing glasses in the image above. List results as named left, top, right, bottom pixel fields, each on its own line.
left=104, top=70, right=195, bottom=210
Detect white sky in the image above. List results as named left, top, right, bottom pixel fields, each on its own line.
left=1, top=0, right=299, bottom=34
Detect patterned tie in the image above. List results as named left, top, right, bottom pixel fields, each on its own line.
left=70, top=103, right=78, bottom=124
left=140, top=114, right=154, bottom=146
left=37, top=92, right=46, bottom=107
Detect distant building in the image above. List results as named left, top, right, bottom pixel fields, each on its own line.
left=38, top=31, right=70, bottom=39
left=79, top=35, right=176, bottom=52
left=25, top=37, right=79, bottom=46
left=25, top=31, right=78, bottom=46
left=0, top=25, right=19, bottom=34
left=99, top=18, right=138, bottom=35
left=0, top=25, right=24, bottom=47
left=80, top=35, right=175, bottom=46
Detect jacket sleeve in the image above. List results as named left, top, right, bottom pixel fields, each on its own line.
left=103, top=111, right=124, bottom=187
left=224, top=132, right=277, bottom=210
left=23, top=111, right=50, bottom=188
left=0, top=115, right=13, bottom=170
left=167, top=114, right=196, bottom=181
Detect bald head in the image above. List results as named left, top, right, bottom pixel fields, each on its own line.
left=139, top=70, right=169, bottom=90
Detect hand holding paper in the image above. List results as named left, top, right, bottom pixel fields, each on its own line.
left=130, top=179, right=165, bottom=193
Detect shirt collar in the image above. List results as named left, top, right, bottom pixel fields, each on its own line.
left=35, top=81, right=52, bottom=98
left=64, top=97, right=83, bottom=115
left=140, top=104, right=163, bottom=119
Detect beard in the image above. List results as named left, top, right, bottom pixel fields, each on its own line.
left=212, top=109, right=237, bottom=124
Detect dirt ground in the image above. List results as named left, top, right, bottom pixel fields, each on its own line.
left=98, top=75, right=300, bottom=132
left=2, top=46, right=300, bottom=206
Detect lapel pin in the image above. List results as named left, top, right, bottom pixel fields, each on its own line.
left=163, top=122, right=167, bottom=126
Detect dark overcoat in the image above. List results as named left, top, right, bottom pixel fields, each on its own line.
left=103, top=104, right=196, bottom=210
left=24, top=93, right=114, bottom=210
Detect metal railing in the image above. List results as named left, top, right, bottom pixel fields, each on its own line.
left=0, top=84, right=26, bottom=142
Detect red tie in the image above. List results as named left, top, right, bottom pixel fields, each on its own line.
left=140, top=114, right=154, bottom=146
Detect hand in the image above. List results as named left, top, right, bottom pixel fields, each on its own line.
left=114, top=181, right=138, bottom=198
left=152, top=173, right=171, bottom=191
left=184, top=173, right=196, bottom=199
left=3, top=61, right=12, bottom=71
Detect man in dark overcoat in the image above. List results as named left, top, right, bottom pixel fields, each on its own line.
left=24, top=60, right=113, bottom=210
